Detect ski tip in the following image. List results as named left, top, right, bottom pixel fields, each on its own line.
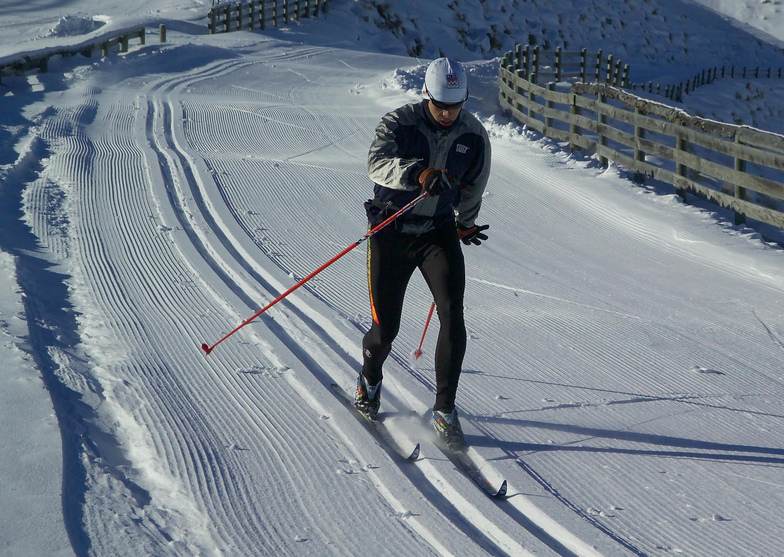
left=408, top=443, right=421, bottom=462
left=495, top=480, right=508, bottom=498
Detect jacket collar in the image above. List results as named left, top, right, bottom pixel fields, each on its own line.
left=419, top=99, right=458, bottom=132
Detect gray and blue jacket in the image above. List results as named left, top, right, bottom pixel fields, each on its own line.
left=366, top=100, right=491, bottom=235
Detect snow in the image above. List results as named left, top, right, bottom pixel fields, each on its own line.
left=2, top=0, right=784, bottom=555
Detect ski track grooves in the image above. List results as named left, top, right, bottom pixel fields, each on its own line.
left=142, top=57, right=603, bottom=555
left=149, top=69, right=519, bottom=556
left=144, top=63, right=490, bottom=556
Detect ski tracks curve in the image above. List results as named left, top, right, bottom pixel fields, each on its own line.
left=142, top=55, right=550, bottom=557
left=25, top=42, right=624, bottom=555
left=137, top=46, right=614, bottom=556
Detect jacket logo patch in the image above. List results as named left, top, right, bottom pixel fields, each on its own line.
left=456, top=144, right=469, bottom=154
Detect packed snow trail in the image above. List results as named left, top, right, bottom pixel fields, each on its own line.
left=14, top=30, right=784, bottom=556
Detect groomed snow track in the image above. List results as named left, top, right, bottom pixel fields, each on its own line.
left=13, top=33, right=784, bottom=557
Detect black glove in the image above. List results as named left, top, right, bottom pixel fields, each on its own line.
left=417, top=167, right=452, bottom=196
left=458, top=224, right=489, bottom=246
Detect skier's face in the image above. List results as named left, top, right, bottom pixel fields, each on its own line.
left=428, top=99, right=463, bottom=127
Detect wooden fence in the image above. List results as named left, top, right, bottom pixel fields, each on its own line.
left=208, top=0, right=330, bottom=34
left=659, top=65, right=784, bottom=102
left=510, top=44, right=631, bottom=88
left=0, top=27, right=152, bottom=85
left=499, top=45, right=784, bottom=230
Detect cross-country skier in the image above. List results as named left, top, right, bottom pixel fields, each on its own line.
left=354, top=57, right=492, bottom=451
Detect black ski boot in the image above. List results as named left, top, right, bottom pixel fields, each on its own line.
left=432, top=408, right=466, bottom=451
left=354, top=375, right=382, bottom=420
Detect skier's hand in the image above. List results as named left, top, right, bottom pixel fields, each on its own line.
left=418, top=168, right=452, bottom=196
left=458, top=224, right=489, bottom=246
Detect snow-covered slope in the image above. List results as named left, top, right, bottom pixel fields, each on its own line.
left=689, top=0, right=784, bottom=47
left=3, top=1, right=784, bottom=556
left=306, top=0, right=784, bottom=80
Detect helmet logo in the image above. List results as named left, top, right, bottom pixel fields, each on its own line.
left=445, top=73, right=459, bottom=89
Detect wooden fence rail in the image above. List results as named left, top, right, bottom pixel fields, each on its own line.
left=208, top=0, right=330, bottom=34
left=0, top=27, right=151, bottom=85
left=499, top=45, right=784, bottom=231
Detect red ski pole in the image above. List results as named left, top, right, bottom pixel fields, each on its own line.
left=201, top=192, right=428, bottom=355
left=414, top=301, right=436, bottom=359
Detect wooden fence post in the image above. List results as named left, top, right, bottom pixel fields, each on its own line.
left=514, top=68, right=525, bottom=115
left=159, top=24, right=167, bottom=43
left=598, top=91, right=608, bottom=166
left=522, top=45, right=530, bottom=79
left=595, top=49, right=602, bottom=82
left=606, top=54, right=614, bottom=84
left=273, top=0, right=278, bottom=26
left=569, top=91, right=582, bottom=151
left=555, top=47, right=562, bottom=82
left=545, top=82, right=555, bottom=131
left=249, top=2, right=255, bottom=29
left=532, top=47, right=540, bottom=79
left=237, top=3, right=243, bottom=30
left=260, top=0, right=266, bottom=29
left=634, top=107, right=646, bottom=182
left=675, top=135, right=688, bottom=200
left=528, top=73, right=538, bottom=121
left=734, top=134, right=747, bottom=225
left=580, top=48, right=587, bottom=82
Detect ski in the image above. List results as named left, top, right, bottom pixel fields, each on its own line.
left=331, top=383, right=420, bottom=462
left=437, top=440, right=508, bottom=498
left=331, top=382, right=505, bottom=497
left=423, top=413, right=508, bottom=499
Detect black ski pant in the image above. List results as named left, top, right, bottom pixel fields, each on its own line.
left=362, top=223, right=467, bottom=413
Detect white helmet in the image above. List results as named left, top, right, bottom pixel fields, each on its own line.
left=422, top=58, right=468, bottom=104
